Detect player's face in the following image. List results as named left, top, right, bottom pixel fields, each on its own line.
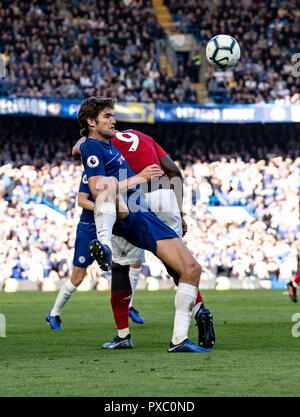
left=95, top=107, right=116, bottom=139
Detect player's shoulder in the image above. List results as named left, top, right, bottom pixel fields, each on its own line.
left=118, top=129, right=154, bottom=142
left=80, top=138, right=105, bottom=155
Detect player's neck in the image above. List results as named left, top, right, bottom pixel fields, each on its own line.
left=88, top=134, right=110, bottom=144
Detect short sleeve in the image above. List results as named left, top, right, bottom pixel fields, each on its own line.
left=152, top=138, right=167, bottom=159
left=80, top=140, right=106, bottom=178
left=79, top=172, right=90, bottom=194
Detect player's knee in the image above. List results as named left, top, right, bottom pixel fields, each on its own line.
left=185, top=260, right=201, bottom=280
left=95, top=177, right=118, bottom=210
left=96, top=176, right=118, bottom=195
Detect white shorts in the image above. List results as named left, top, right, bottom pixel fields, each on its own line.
left=111, top=188, right=182, bottom=265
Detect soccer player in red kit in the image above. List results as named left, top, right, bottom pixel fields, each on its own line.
left=72, top=129, right=215, bottom=349
left=288, top=271, right=300, bottom=302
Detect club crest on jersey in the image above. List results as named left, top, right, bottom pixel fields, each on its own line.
left=82, top=174, right=88, bottom=184
left=87, top=155, right=99, bottom=168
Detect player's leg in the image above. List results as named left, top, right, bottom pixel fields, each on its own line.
left=111, top=209, right=210, bottom=352
left=102, top=263, right=133, bottom=349
left=111, top=235, right=145, bottom=324
left=288, top=271, right=300, bottom=303
left=47, top=222, right=95, bottom=329
left=46, top=267, right=86, bottom=329
left=128, top=264, right=144, bottom=324
left=146, top=188, right=215, bottom=348
left=102, top=236, right=145, bottom=349
left=155, top=238, right=210, bottom=352
left=90, top=176, right=129, bottom=270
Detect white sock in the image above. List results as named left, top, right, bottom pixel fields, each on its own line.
left=50, top=279, right=77, bottom=316
left=94, top=201, right=116, bottom=251
left=118, top=328, right=129, bottom=338
left=129, top=266, right=142, bottom=308
left=171, top=282, right=197, bottom=346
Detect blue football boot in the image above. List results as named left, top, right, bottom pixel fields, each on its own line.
left=102, top=334, right=134, bottom=349
left=168, top=339, right=211, bottom=353
left=195, top=304, right=215, bottom=349
left=129, top=307, right=144, bottom=324
left=89, top=239, right=112, bottom=271
left=46, top=312, right=63, bottom=330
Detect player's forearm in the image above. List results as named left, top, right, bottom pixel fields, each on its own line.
left=118, top=174, right=146, bottom=193
left=118, top=165, right=163, bottom=193
left=168, top=172, right=184, bottom=214
left=159, top=155, right=183, bottom=213
left=78, top=199, right=95, bottom=211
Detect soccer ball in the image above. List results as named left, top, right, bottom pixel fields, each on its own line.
left=206, top=34, right=240, bottom=70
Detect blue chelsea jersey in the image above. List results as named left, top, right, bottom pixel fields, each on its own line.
left=80, top=138, right=137, bottom=186
left=78, top=171, right=95, bottom=224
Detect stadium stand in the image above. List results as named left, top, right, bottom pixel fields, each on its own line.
left=1, top=0, right=299, bottom=104
left=164, top=0, right=300, bottom=104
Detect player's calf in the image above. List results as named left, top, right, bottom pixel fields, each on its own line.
left=288, top=281, right=297, bottom=303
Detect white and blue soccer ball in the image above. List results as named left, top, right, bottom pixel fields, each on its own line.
left=206, top=34, right=240, bottom=70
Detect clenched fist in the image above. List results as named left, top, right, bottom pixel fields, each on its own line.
left=138, top=164, right=164, bottom=182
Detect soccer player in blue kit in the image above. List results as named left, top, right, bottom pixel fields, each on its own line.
left=46, top=167, right=154, bottom=328
left=46, top=172, right=96, bottom=328
left=77, top=96, right=211, bottom=353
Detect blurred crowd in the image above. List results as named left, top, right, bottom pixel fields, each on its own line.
left=0, top=117, right=299, bottom=285
left=0, top=0, right=198, bottom=104
left=1, top=0, right=299, bottom=104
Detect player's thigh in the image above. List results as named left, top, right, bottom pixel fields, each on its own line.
left=73, top=222, right=96, bottom=269
left=111, top=234, right=145, bottom=266
left=156, top=237, right=201, bottom=284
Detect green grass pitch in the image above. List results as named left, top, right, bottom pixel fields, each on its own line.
left=0, top=289, right=299, bottom=397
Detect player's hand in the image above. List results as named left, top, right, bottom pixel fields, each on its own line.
left=181, top=217, right=188, bottom=236
left=72, top=137, right=86, bottom=156
left=139, top=164, right=164, bottom=181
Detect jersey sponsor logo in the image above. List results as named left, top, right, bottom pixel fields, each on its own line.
left=87, top=155, right=99, bottom=168
left=82, top=174, right=88, bottom=184
left=78, top=256, right=86, bottom=264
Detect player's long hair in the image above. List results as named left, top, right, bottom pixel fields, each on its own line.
left=78, top=96, right=116, bottom=137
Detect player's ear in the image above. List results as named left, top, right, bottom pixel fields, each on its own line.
left=87, top=117, right=96, bottom=128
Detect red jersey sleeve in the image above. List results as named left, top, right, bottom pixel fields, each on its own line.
left=152, top=138, right=167, bottom=159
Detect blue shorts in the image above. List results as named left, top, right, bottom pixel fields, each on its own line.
left=113, top=210, right=179, bottom=255
left=73, top=222, right=97, bottom=268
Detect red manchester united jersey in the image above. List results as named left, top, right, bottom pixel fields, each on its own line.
left=111, top=129, right=167, bottom=174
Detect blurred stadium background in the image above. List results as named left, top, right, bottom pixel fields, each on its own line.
left=0, top=0, right=299, bottom=294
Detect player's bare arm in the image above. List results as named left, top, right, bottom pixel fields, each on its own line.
left=118, top=164, right=163, bottom=193
left=159, top=154, right=187, bottom=235
left=72, top=137, right=86, bottom=156
left=77, top=192, right=95, bottom=211
left=87, top=164, right=163, bottom=201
